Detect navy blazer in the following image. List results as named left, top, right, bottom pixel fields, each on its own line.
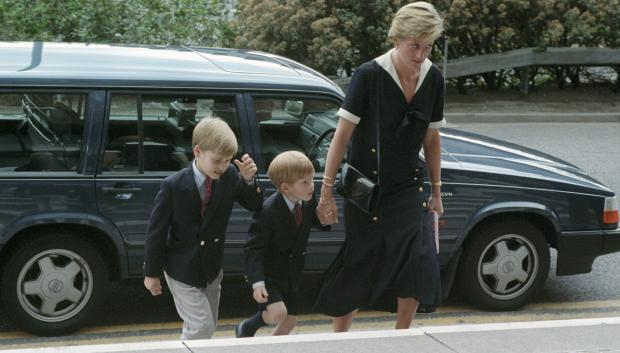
left=144, top=164, right=263, bottom=287
left=245, top=192, right=323, bottom=293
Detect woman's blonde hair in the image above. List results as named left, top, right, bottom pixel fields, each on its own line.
left=192, top=118, right=238, bottom=157
left=388, top=1, right=444, bottom=43
left=268, top=151, right=315, bottom=191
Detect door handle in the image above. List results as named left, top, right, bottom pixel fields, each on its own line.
left=102, top=187, right=142, bottom=193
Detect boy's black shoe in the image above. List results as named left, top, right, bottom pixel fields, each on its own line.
left=235, top=319, right=255, bottom=338
left=235, top=311, right=266, bottom=338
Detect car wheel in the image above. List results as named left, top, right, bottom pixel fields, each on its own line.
left=458, top=220, right=550, bottom=310
left=0, top=233, right=108, bottom=336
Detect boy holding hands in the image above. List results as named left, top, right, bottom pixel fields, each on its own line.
left=236, top=151, right=324, bottom=337
left=144, top=118, right=263, bottom=340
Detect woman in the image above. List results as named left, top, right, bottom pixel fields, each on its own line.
left=315, top=1, right=445, bottom=331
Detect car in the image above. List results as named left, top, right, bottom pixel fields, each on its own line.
left=0, top=42, right=619, bottom=336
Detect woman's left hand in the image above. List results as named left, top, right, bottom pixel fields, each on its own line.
left=428, top=194, right=444, bottom=216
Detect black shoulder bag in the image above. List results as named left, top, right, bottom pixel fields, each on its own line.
left=337, top=80, right=381, bottom=215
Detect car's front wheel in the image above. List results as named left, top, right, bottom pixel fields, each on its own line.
left=0, top=232, right=108, bottom=336
left=458, top=219, right=550, bottom=310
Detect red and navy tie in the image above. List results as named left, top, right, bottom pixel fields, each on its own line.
left=200, top=177, right=212, bottom=219
left=294, top=202, right=302, bottom=227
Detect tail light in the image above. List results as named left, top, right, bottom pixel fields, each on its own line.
left=603, top=196, right=619, bottom=225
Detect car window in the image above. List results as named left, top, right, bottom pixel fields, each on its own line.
left=252, top=97, right=339, bottom=172
left=103, top=94, right=242, bottom=174
left=0, top=92, right=85, bottom=173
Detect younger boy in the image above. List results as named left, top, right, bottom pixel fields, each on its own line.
left=236, top=151, right=324, bottom=337
left=144, top=117, right=263, bottom=340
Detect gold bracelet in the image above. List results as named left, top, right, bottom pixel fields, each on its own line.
left=322, top=180, right=335, bottom=187
left=431, top=181, right=442, bottom=187
left=322, top=175, right=335, bottom=180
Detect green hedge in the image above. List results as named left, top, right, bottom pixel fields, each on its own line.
left=2, top=0, right=619, bottom=90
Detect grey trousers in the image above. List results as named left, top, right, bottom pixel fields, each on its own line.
left=164, top=270, right=223, bottom=340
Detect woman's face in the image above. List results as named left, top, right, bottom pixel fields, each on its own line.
left=394, top=38, right=433, bottom=71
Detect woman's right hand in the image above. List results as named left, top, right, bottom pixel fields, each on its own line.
left=317, top=192, right=338, bottom=225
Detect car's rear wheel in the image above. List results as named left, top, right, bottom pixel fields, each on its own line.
left=0, top=232, right=108, bottom=336
left=458, top=219, right=550, bottom=310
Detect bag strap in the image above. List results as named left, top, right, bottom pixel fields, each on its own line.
left=374, top=69, right=381, bottom=187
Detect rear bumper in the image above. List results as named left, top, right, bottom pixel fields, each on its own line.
left=556, top=227, right=620, bottom=275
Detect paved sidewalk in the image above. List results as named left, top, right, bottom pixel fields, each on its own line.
left=5, top=317, right=620, bottom=353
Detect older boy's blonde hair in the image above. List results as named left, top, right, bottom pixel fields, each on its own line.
left=192, top=118, right=237, bottom=157
left=268, top=151, right=315, bottom=191
left=388, top=1, right=444, bottom=43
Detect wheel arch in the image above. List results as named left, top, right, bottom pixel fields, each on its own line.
left=0, top=214, right=126, bottom=282
left=461, top=202, right=560, bottom=249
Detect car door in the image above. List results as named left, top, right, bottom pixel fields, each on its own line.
left=95, top=91, right=252, bottom=275
left=242, top=93, right=346, bottom=271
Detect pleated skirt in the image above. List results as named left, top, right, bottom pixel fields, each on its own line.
left=314, top=182, right=441, bottom=316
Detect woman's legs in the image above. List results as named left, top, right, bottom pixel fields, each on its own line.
left=395, top=297, right=419, bottom=329
left=333, top=309, right=359, bottom=332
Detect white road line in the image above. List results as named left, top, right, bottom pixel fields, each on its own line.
left=4, top=316, right=620, bottom=353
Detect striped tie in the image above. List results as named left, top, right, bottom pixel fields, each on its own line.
left=200, top=177, right=212, bottom=219
left=294, top=202, right=302, bottom=227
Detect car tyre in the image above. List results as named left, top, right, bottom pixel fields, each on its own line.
left=458, top=220, right=550, bottom=310
left=0, top=232, right=108, bottom=336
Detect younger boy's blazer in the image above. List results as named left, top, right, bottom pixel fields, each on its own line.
left=245, top=192, right=322, bottom=293
left=144, top=164, right=263, bottom=287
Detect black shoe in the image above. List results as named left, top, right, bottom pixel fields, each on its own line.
left=235, top=319, right=255, bottom=338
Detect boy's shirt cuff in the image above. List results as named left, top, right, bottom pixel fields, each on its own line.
left=252, top=281, right=265, bottom=289
left=244, top=176, right=256, bottom=185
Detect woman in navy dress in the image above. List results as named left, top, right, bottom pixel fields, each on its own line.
left=315, top=1, right=445, bottom=331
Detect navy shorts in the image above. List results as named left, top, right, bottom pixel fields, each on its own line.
left=258, top=283, right=300, bottom=315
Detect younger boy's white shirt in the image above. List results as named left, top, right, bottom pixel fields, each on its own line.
left=282, top=193, right=299, bottom=212
left=252, top=193, right=301, bottom=289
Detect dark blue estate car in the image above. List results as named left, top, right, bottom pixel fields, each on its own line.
left=0, top=42, right=619, bottom=336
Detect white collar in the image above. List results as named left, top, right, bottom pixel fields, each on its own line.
left=282, top=193, right=300, bottom=212
left=192, top=159, right=207, bottom=187
left=374, top=48, right=432, bottom=96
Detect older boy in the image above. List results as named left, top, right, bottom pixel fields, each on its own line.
left=144, top=117, right=263, bottom=340
left=236, top=151, right=324, bottom=337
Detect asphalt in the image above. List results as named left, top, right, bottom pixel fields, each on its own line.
left=445, top=111, right=620, bottom=123
left=443, top=97, right=620, bottom=123
left=4, top=317, right=620, bottom=353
